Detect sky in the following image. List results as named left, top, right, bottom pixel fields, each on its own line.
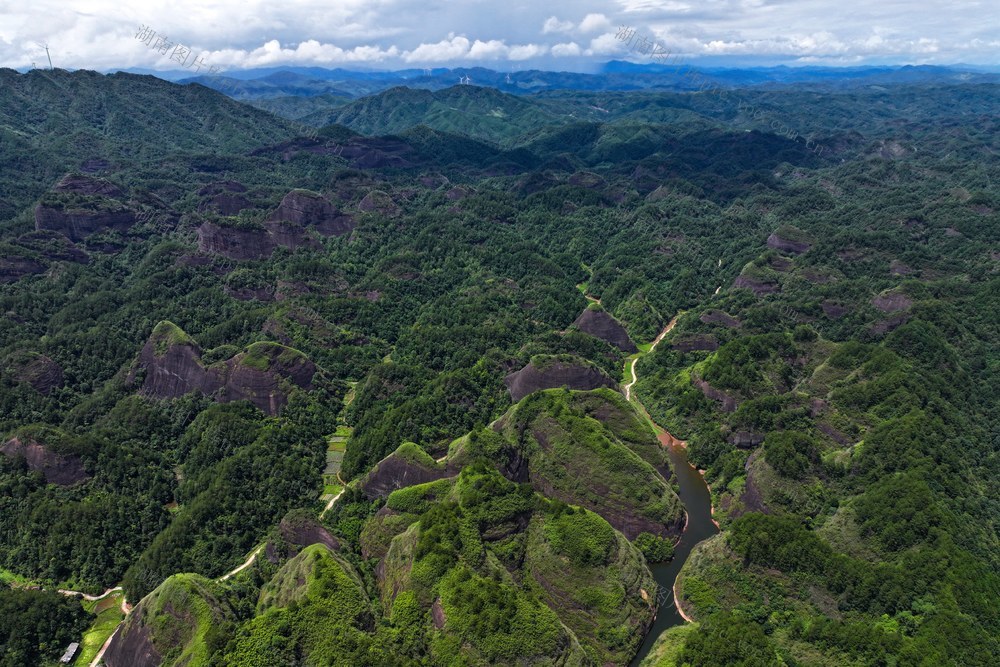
left=0, top=0, right=997, bottom=73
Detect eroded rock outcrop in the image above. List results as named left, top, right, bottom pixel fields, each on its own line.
left=53, top=173, right=124, bottom=198
left=568, top=171, right=606, bottom=188
left=672, top=334, right=719, bottom=353
left=821, top=300, right=851, bottom=319
left=35, top=205, right=135, bottom=243
left=359, top=444, right=456, bottom=500
left=18, top=230, right=90, bottom=263
left=691, top=374, right=739, bottom=412
left=104, top=574, right=234, bottom=667
left=266, top=509, right=341, bottom=562
left=199, top=192, right=252, bottom=216
left=872, top=290, right=913, bottom=313
left=0, top=231, right=89, bottom=283
left=736, top=451, right=769, bottom=517
left=0, top=436, right=89, bottom=486
left=358, top=190, right=400, bottom=217
left=268, top=189, right=356, bottom=237
left=726, top=431, right=765, bottom=448
left=262, top=220, right=320, bottom=251
left=128, top=321, right=317, bottom=415
left=4, top=351, right=64, bottom=394
left=196, top=221, right=276, bottom=260
left=504, top=356, right=616, bottom=402
left=700, top=309, right=742, bottom=328
left=197, top=190, right=356, bottom=261
left=767, top=231, right=812, bottom=255
left=572, top=307, right=638, bottom=353
left=34, top=174, right=136, bottom=242
left=733, top=274, right=780, bottom=295
left=220, top=344, right=316, bottom=415
left=0, top=255, right=44, bottom=283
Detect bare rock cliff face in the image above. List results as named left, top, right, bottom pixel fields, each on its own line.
left=35, top=206, right=135, bottom=243
left=733, top=274, right=780, bottom=295
left=504, top=359, right=616, bottom=402
left=700, top=309, right=741, bottom=328
left=219, top=346, right=316, bottom=415
left=767, top=232, right=812, bottom=254
left=34, top=174, right=136, bottom=242
left=0, top=256, right=44, bottom=283
left=196, top=221, right=276, bottom=260
left=0, top=436, right=90, bottom=486
left=268, top=189, right=356, bottom=237
left=199, top=192, right=252, bottom=216
left=358, top=451, right=456, bottom=500
left=691, top=373, right=739, bottom=412
left=129, top=324, right=317, bottom=415
left=4, top=352, right=64, bottom=394
left=133, top=335, right=222, bottom=400
left=572, top=308, right=638, bottom=353
left=266, top=511, right=341, bottom=562
left=262, top=220, right=320, bottom=251
left=103, top=620, right=161, bottom=667
left=196, top=190, right=356, bottom=260
left=672, top=334, right=719, bottom=353
left=53, top=173, right=125, bottom=198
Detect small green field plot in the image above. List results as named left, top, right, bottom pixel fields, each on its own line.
left=75, top=591, right=125, bottom=666
left=325, top=453, right=344, bottom=474
left=326, top=444, right=346, bottom=473
left=321, top=432, right=349, bottom=493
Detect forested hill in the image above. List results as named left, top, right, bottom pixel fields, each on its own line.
left=305, top=85, right=564, bottom=145
left=0, top=68, right=305, bottom=222
left=0, top=69, right=997, bottom=666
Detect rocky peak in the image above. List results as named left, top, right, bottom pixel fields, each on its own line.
left=572, top=306, right=638, bottom=353
left=129, top=321, right=318, bottom=415
left=268, top=189, right=355, bottom=237
left=504, top=355, right=617, bottom=402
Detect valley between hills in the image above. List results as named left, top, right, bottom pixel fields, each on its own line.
left=0, top=66, right=997, bottom=667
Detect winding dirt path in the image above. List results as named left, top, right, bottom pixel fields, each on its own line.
left=320, top=489, right=345, bottom=520
left=623, top=315, right=679, bottom=402
left=58, top=586, right=122, bottom=602
left=218, top=544, right=265, bottom=582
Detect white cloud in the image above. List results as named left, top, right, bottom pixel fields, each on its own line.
left=205, top=39, right=400, bottom=67
left=551, top=42, right=582, bottom=57
left=400, top=36, right=546, bottom=63
left=542, top=17, right=575, bottom=35
left=468, top=39, right=509, bottom=60
left=578, top=14, right=612, bottom=33
left=587, top=33, right=625, bottom=56
left=509, top=44, right=548, bottom=60
left=403, top=35, right=471, bottom=62
left=0, top=0, right=993, bottom=71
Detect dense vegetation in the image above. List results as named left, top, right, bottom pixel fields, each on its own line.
left=0, top=586, right=90, bottom=667
left=0, top=67, right=996, bottom=665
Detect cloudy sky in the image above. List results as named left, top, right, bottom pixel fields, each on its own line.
left=0, top=0, right=997, bottom=73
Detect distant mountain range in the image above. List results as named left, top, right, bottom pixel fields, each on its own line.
left=157, top=62, right=1000, bottom=102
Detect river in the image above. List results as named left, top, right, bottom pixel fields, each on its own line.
left=623, top=319, right=720, bottom=666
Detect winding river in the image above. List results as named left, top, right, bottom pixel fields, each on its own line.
left=624, top=317, right=720, bottom=666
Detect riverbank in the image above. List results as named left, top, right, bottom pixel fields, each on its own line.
left=620, top=313, right=720, bottom=666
